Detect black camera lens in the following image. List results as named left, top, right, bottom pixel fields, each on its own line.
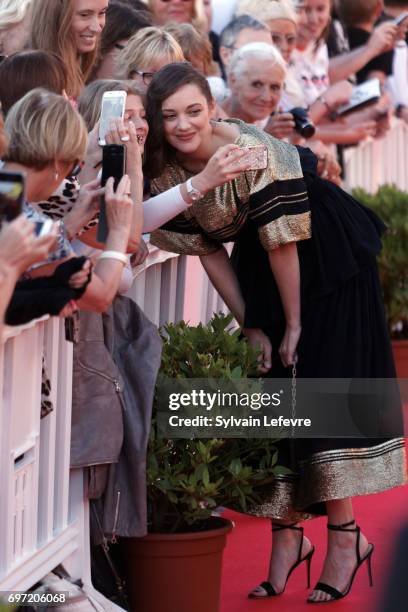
left=290, top=107, right=316, bottom=138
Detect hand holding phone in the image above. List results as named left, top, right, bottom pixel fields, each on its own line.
left=239, top=145, right=268, bottom=170
left=100, top=174, right=133, bottom=249
left=0, top=170, right=25, bottom=225
left=0, top=216, right=57, bottom=274
left=97, top=144, right=127, bottom=243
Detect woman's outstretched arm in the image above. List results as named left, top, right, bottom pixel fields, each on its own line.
left=200, top=246, right=246, bottom=326
left=200, top=246, right=272, bottom=372
left=267, top=242, right=301, bottom=367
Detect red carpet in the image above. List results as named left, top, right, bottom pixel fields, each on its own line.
left=221, top=461, right=408, bottom=612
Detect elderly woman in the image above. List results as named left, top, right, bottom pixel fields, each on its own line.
left=222, top=42, right=341, bottom=183
left=0, top=0, right=32, bottom=56
left=222, top=42, right=287, bottom=128
left=235, top=0, right=357, bottom=133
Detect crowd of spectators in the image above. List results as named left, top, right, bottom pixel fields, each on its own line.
left=0, top=0, right=407, bottom=599
left=1, top=0, right=406, bottom=334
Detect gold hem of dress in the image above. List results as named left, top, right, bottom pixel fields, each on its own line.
left=246, top=438, right=407, bottom=520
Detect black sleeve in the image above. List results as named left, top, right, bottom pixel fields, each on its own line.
left=5, top=287, right=75, bottom=326
left=348, top=19, right=395, bottom=83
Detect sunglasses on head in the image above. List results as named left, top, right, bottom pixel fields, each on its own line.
left=67, top=160, right=84, bottom=179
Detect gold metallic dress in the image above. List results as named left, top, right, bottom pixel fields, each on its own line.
left=150, top=119, right=407, bottom=520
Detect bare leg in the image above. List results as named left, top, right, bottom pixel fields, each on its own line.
left=307, top=498, right=370, bottom=603
left=249, top=519, right=313, bottom=597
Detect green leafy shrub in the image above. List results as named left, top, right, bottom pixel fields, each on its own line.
left=353, top=185, right=408, bottom=338
left=147, top=313, right=287, bottom=533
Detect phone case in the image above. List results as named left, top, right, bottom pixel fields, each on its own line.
left=241, top=146, right=268, bottom=170
left=0, top=170, right=25, bottom=223
left=97, top=145, right=127, bottom=243
left=98, top=92, right=127, bottom=145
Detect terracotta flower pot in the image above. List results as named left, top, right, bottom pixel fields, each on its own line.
left=123, top=517, right=233, bottom=612
left=392, top=339, right=408, bottom=378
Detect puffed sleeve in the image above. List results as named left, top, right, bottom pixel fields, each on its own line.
left=239, top=123, right=312, bottom=250
left=149, top=165, right=221, bottom=256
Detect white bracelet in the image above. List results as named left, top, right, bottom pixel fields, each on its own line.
left=99, top=250, right=128, bottom=265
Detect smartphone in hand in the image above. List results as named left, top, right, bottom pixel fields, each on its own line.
left=98, top=90, right=127, bottom=146
left=0, top=170, right=25, bottom=225
left=97, top=144, right=127, bottom=243
left=240, top=145, right=268, bottom=170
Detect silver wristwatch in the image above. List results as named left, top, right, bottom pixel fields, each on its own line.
left=186, top=178, right=204, bottom=201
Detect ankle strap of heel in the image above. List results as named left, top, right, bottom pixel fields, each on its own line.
left=327, top=519, right=356, bottom=532
left=272, top=522, right=303, bottom=533
left=327, top=519, right=362, bottom=564
left=272, top=522, right=304, bottom=563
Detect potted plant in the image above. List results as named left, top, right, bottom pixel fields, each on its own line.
left=124, top=313, right=288, bottom=612
left=353, top=185, right=408, bottom=377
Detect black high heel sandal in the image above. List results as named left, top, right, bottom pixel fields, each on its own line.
left=307, top=519, right=374, bottom=604
left=248, top=522, right=315, bottom=599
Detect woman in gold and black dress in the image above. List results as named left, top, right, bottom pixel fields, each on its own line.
left=144, top=62, right=407, bottom=604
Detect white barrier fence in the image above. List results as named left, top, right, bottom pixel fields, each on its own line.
left=1, top=123, right=407, bottom=601
left=344, top=119, right=408, bottom=192
left=0, top=250, right=185, bottom=603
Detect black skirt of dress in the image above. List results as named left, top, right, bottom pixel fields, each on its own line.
left=231, top=149, right=407, bottom=519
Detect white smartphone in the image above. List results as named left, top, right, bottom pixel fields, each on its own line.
left=98, top=90, right=127, bottom=146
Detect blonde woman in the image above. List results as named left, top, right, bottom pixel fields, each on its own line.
left=0, top=113, right=58, bottom=340
left=143, top=0, right=207, bottom=31
left=0, top=0, right=32, bottom=56
left=4, top=88, right=135, bottom=313
left=116, top=26, right=184, bottom=92
left=30, top=0, right=109, bottom=98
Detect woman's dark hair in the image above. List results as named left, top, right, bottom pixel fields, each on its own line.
left=96, top=1, right=153, bottom=66
left=145, top=62, right=213, bottom=178
left=0, top=50, right=68, bottom=116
